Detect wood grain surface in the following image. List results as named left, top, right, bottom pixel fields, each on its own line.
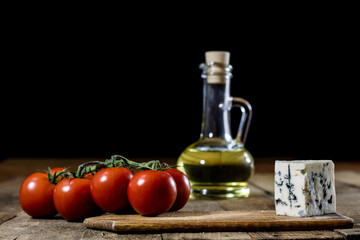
left=1, top=158, right=360, bottom=239
left=84, top=210, right=354, bottom=233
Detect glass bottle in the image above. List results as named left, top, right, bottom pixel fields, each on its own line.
left=177, top=51, right=254, bottom=199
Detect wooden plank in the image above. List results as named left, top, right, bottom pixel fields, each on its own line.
left=0, top=212, right=15, bottom=225
left=335, top=181, right=360, bottom=224
left=0, top=159, right=358, bottom=240
left=0, top=177, right=23, bottom=218
left=217, top=196, right=274, bottom=211
left=249, top=173, right=274, bottom=194
left=84, top=211, right=353, bottom=233
left=0, top=212, right=162, bottom=240
left=248, top=172, right=360, bottom=218
left=0, top=158, right=92, bottom=180
left=249, top=230, right=345, bottom=240
left=162, top=232, right=252, bottom=240
left=337, top=193, right=360, bottom=224
left=336, top=171, right=360, bottom=188
left=248, top=182, right=273, bottom=197
left=181, top=199, right=224, bottom=211
left=334, top=228, right=360, bottom=240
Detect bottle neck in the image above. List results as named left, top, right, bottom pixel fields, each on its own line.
left=200, top=76, right=233, bottom=144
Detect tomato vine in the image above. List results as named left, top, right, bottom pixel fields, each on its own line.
left=74, top=155, right=172, bottom=179
left=20, top=154, right=190, bottom=219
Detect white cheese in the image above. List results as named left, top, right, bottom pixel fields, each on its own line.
left=274, top=160, right=336, bottom=217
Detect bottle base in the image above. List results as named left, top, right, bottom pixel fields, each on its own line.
left=189, top=182, right=250, bottom=199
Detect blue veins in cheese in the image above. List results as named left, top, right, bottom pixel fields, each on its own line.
left=274, top=160, right=336, bottom=217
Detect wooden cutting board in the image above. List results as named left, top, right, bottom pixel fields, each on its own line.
left=83, top=210, right=353, bottom=233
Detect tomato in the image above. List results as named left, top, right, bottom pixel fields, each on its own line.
left=90, top=167, right=133, bottom=213
left=83, top=173, right=94, bottom=180
left=53, top=178, right=99, bottom=221
left=165, top=168, right=191, bottom=211
left=127, top=170, right=177, bottom=216
left=19, top=172, right=57, bottom=218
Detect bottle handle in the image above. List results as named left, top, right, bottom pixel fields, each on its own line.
left=230, top=97, right=252, bottom=144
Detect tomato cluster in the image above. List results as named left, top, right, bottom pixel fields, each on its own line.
left=19, top=157, right=191, bottom=221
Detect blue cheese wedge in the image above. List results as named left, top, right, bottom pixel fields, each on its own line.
left=274, top=160, right=336, bottom=217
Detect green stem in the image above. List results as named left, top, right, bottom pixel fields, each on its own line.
left=75, top=161, right=108, bottom=178
left=69, top=155, right=175, bottom=179
left=47, top=168, right=73, bottom=184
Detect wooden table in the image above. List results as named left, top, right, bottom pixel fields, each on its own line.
left=0, top=158, right=359, bottom=240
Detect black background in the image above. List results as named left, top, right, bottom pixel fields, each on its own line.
left=1, top=7, right=359, bottom=161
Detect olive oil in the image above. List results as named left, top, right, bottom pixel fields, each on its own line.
left=177, top=146, right=254, bottom=198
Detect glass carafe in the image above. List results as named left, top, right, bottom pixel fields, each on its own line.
left=177, top=51, right=254, bottom=199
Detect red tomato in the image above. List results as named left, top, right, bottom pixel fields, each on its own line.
left=127, top=170, right=177, bottom=216
left=53, top=178, right=99, bottom=221
left=83, top=173, right=94, bottom=180
left=19, top=172, right=57, bottom=218
left=165, top=168, right=191, bottom=211
left=90, top=167, right=133, bottom=213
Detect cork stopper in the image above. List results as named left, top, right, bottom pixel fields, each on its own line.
left=205, top=51, right=230, bottom=66
left=204, top=51, right=231, bottom=84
